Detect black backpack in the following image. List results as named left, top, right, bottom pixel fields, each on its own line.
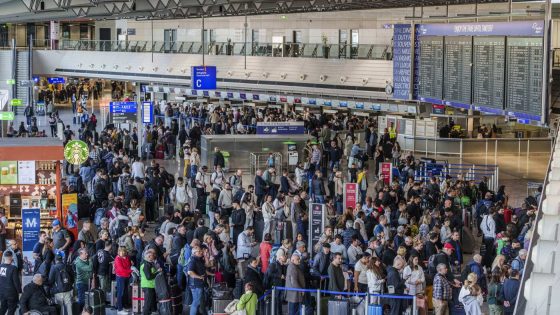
left=56, top=265, right=74, bottom=292
left=114, top=219, right=128, bottom=239
left=155, top=272, right=170, bottom=300
left=460, top=263, right=473, bottom=282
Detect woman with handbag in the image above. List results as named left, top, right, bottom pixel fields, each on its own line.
left=235, top=282, right=258, bottom=315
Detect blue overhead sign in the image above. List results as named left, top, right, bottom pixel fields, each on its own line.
left=48, top=77, right=65, bottom=84
left=110, top=101, right=137, bottom=123
left=393, top=24, right=412, bottom=100
left=256, top=122, right=305, bottom=135
left=191, top=66, right=217, bottom=90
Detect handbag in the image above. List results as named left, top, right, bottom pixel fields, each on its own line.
left=224, top=300, right=239, bottom=314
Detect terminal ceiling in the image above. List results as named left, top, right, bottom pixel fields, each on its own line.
left=0, top=0, right=518, bottom=23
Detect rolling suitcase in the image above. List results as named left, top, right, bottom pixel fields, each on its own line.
left=233, top=279, right=244, bottom=299
left=328, top=299, right=350, bottom=315
left=108, top=280, right=117, bottom=307
left=212, top=283, right=233, bottom=300
left=85, top=288, right=106, bottom=315
left=132, top=284, right=145, bottom=314
left=462, top=226, right=475, bottom=254
left=212, top=299, right=232, bottom=315
left=169, top=281, right=183, bottom=315
left=158, top=300, right=172, bottom=315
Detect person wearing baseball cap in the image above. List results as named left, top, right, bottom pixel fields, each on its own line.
left=51, top=219, right=72, bottom=258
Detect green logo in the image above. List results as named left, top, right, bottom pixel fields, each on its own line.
left=0, top=112, right=14, bottom=121
left=64, top=140, right=89, bottom=165
left=10, top=99, right=22, bottom=106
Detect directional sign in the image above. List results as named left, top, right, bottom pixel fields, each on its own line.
left=191, top=66, right=217, bottom=90
left=0, top=112, right=15, bottom=120
left=18, top=80, right=35, bottom=87
left=10, top=99, right=22, bottom=106
left=47, top=77, right=65, bottom=84
left=6, top=79, right=15, bottom=85
left=142, top=101, right=153, bottom=124
left=109, top=101, right=137, bottom=123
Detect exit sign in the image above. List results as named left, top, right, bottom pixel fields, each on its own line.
left=0, top=112, right=14, bottom=120
left=6, top=79, right=15, bottom=85
left=10, top=99, right=22, bottom=106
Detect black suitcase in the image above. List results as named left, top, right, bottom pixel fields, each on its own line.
left=85, top=288, right=106, bottom=315
left=72, top=301, right=82, bottom=315
left=169, top=281, right=182, bottom=315
left=233, top=279, right=244, bottom=299
left=77, top=194, right=91, bottom=219
left=158, top=300, right=172, bottom=315
left=212, top=283, right=233, bottom=300
left=254, top=218, right=264, bottom=243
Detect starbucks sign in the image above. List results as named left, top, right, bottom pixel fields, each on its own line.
left=64, top=140, right=89, bottom=165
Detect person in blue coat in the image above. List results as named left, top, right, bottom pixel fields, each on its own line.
left=501, top=269, right=521, bottom=315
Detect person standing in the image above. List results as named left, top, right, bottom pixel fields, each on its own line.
left=48, top=253, right=74, bottom=315
left=0, top=210, right=7, bottom=252
left=93, top=239, right=113, bottom=297
left=433, top=263, right=453, bottom=315
left=285, top=254, right=305, bottom=315
left=114, top=247, right=133, bottom=314
left=187, top=246, right=207, bottom=315
left=74, top=248, right=93, bottom=311
left=327, top=253, right=345, bottom=292
left=502, top=270, right=521, bottom=315
left=51, top=219, right=72, bottom=258
left=0, top=251, right=22, bottom=315
left=481, top=208, right=497, bottom=269
left=140, top=250, right=159, bottom=315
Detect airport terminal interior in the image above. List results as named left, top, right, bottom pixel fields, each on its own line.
left=0, top=0, right=559, bottom=315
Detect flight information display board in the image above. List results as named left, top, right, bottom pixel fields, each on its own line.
left=443, top=36, right=472, bottom=106
left=506, top=37, right=543, bottom=118
left=418, top=36, right=444, bottom=101
left=473, top=37, right=506, bottom=111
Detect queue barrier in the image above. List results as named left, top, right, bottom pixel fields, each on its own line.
left=267, top=286, right=418, bottom=315
left=414, top=162, right=499, bottom=191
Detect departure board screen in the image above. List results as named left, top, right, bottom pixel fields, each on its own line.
left=473, top=37, right=506, bottom=110
left=443, top=36, right=472, bottom=105
left=506, top=37, right=543, bottom=117
left=418, top=36, right=444, bottom=101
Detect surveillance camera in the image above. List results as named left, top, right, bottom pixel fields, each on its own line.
left=340, top=76, right=347, bottom=83
left=362, top=78, right=369, bottom=85
left=280, top=73, right=287, bottom=80
left=319, top=74, right=327, bottom=82
left=227, top=70, right=233, bottom=77
left=244, top=72, right=251, bottom=78
left=262, top=72, right=269, bottom=79
left=299, top=74, right=306, bottom=81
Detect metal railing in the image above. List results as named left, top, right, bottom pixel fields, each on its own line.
left=0, top=39, right=392, bottom=60
left=249, top=152, right=283, bottom=175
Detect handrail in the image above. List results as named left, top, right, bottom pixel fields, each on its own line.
left=514, top=126, right=557, bottom=314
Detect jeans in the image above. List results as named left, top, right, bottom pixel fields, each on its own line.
left=329, top=160, right=340, bottom=171
left=0, top=294, right=18, bottom=315
left=76, top=282, right=88, bottom=309
left=176, top=265, right=185, bottom=290
left=190, top=165, right=198, bottom=179
left=360, top=189, right=367, bottom=205
left=55, top=291, right=73, bottom=315
left=314, top=195, right=325, bottom=204
left=335, top=200, right=343, bottom=215
left=116, top=276, right=129, bottom=311
left=288, top=302, right=301, bottom=315
left=190, top=287, right=204, bottom=315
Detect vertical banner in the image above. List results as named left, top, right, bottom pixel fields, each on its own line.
left=22, top=208, right=40, bottom=275
left=343, top=183, right=358, bottom=210
left=308, top=203, right=325, bottom=253
left=62, top=193, right=78, bottom=240
left=380, top=162, right=393, bottom=185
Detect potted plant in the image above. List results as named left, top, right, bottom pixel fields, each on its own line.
left=322, top=33, right=330, bottom=58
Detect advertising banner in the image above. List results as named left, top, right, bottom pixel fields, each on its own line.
left=308, top=203, right=325, bottom=253
left=62, top=193, right=78, bottom=240
left=22, top=208, right=40, bottom=275
left=344, top=183, right=358, bottom=210
left=380, top=162, right=393, bottom=185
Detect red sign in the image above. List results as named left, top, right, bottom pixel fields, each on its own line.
left=380, top=162, right=393, bottom=185
left=344, top=183, right=358, bottom=209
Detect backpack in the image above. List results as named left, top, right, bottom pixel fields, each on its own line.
left=145, top=186, right=155, bottom=201
left=114, top=219, right=128, bottom=239
left=155, top=272, right=170, bottom=300
left=268, top=245, right=280, bottom=265
left=94, top=208, right=106, bottom=226
left=460, top=262, right=472, bottom=282
left=56, top=265, right=74, bottom=292
left=178, top=244, right=189, bottom=267
left=428, top=252, right=445, bottom=275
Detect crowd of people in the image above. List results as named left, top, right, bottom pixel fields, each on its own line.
left=0, top=100, right=537, bottom=315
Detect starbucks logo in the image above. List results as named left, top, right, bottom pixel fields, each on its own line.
left=64, top=140, right=89, bottom=165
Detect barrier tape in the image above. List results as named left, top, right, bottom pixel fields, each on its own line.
left=272, top=287, right=415, bottom=300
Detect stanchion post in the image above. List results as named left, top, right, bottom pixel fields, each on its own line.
left=412, top=295, right=418, bottom=315
left=364, top=293, right=369, bottom=315
left=271, top=287, right=276, bottom=315
left=316, top=289, right=321, bottom=315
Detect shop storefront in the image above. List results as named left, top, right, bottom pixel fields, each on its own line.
left=0, top=139, right=63, bottom=261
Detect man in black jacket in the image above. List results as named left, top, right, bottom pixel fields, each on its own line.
left=93, top=239, right=114, bottom=295
left=170, top=225, right=187, bottom=267
left=0, top=251, right=21, bottom=315
left=20, top=274, right=57, bottom=315
left=265, top=254, right=287, bottom=315
left=230, top=202, right=246, bottom=244
left=244, top=257, right=264, bottom=297
left=312, top=243, right=332, bottom=279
